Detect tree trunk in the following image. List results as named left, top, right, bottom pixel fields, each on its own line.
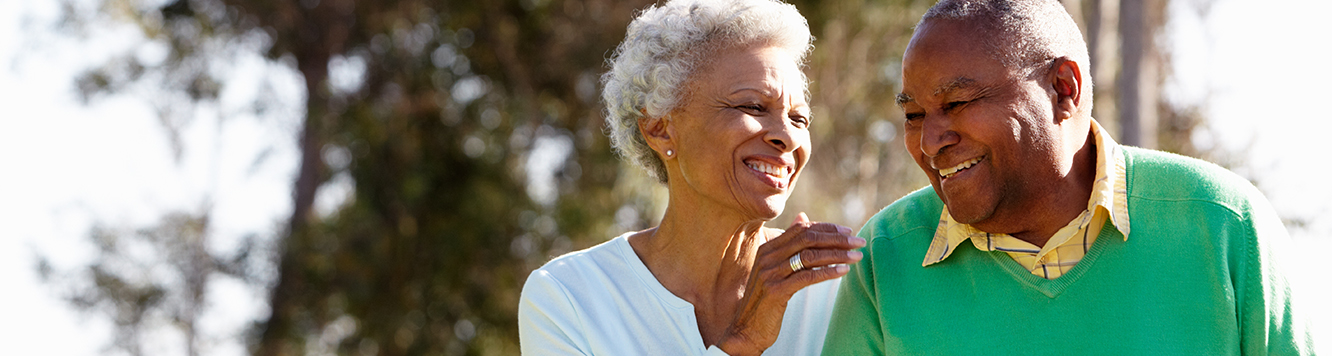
left=1088, top=0, right=1121, bottom=135
left=1119, top=0, right=1159, bottom=148
left=256, top=22, right=334, bottom=356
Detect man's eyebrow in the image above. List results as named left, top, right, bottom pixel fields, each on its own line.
left=897, top=77, right=979, bottom=107
left=933, top=77, right=976, bottom=96
left=895, top=93, right=913, bottom=106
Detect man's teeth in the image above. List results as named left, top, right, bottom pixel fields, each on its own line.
left=746, top=161, right=790, bottom=179
left=939, top=157, right=982, bottom=179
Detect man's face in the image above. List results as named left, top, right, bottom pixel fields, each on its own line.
left=898, top=19, right=1063, bottom=234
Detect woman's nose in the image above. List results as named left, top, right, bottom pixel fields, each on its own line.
left=764, top=119, right=795, bottom=152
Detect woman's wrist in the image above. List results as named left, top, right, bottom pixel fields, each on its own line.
left=715, top=333, right=763, bottom=356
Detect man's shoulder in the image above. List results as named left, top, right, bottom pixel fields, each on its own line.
left=1123, top=146, right=1235, bottom=179
left=860, top=186, right=943, bottom=241
left=1122, top=146, right=1267, bottom=216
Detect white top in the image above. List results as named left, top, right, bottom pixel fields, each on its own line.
left=518, top=232, right=840, bottom=356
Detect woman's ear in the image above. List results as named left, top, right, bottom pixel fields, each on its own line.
left=638, top=114, right=675, bottom=159
left=1050, top=57, right=1083, bottom=121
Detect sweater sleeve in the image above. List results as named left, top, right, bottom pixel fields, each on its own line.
left=1237, top=195, right=1316, bottom=355
left=518, top=270, right=590, bottom=356
left=821, top=228, right=885, bottom=356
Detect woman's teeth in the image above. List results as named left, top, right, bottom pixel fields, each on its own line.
left=939, top=157, right=982, bottom=179
left=746, top=161, right=790, bottom=179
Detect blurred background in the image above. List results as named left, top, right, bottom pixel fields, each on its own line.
left=1, top=0, right=1326, bottom=355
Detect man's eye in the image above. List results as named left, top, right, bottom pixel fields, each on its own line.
left=944, top=100, right=970, bottom=111
left=903, top=113, right=924, bottom=129
left=791, top=115, right=811, bottom=128
left=737, top=104, right=764, bottom=112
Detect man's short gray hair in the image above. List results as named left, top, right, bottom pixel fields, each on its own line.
left=921, top=0, right=1090, bottom=76
left=602, top=0, right=812, bottom=183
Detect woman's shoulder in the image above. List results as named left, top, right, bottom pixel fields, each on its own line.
left=527, top=233, right=635, bottom=285
left=519, top=233, right=644, bottom=354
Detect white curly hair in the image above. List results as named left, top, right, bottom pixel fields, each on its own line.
left=602, top=0, right=813, bottom=183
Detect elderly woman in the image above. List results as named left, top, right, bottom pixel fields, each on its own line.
left=517, top=0, right=863, bottom=355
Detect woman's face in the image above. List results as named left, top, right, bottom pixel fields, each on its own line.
left=665, top=44, right=811, bottom=220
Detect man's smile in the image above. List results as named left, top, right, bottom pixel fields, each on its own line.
left=938, top=156, right=983, bottom=180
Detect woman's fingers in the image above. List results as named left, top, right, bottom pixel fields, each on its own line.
left=715, top=215, right=859, bottom=355
left=786, top=263, right=852, bottom=286
left=781, top=213, right=844, bottom=240
left=792, top=248, right=863, bottom=270
left=794, top=212, right=811, bottom=226
left=805, top=221, right=852, bottom=234
left=761, top=229, right=866, bottom=259
left=748, top=213, right=867, bottom=296
left=782, top=215, right=847, bottom=235
left=760, top=249, right=858, bottom=297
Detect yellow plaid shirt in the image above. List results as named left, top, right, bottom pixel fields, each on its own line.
left=923, top=121, right=1131, bottom=279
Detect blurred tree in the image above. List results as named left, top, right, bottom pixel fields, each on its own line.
left=781, top=0, right=934, bottom=228
left=51, top=0, right=660, bottom=354
left=1118, top=0, right=1165, bottom=148
left=1074, top=0, right=1210, bottom=154
left=37, top=210, right=256, bottom=356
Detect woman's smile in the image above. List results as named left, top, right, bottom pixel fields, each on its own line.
left=743, top=156, right=794, bottom=189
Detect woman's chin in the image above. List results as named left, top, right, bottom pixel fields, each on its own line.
left=751, top=198, right=789, bottom=221
left=728, top=190, right=791, bottom=222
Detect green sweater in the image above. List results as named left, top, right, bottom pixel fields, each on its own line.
left=822, top=147, right=1314, bottom=355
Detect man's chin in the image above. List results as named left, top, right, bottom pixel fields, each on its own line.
left=940, top=195, right=994, bottom=225
left=949, top=210, right=991, bottom=225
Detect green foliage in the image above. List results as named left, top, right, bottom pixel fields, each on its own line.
left=237, top=1, right=668, bottom=354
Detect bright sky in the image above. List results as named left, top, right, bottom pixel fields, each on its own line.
left=1167, top=0, right=1332, bottom=235
left=0, top=0, right=1327, bottom=354
left=0, top=1, right=302, bottom=354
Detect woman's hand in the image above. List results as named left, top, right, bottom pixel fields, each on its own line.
left=715, top=212, right=866, bottom=356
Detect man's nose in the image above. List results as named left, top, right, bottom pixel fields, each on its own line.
left=919, top=115, right=959, bottom=157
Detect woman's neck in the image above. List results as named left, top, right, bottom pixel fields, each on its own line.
left=629, top=201, right=770, bottom=306
left=625, top=180, right=787, bottom=347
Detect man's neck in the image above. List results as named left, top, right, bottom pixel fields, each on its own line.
left=992, top=129, right=1098, bottom=248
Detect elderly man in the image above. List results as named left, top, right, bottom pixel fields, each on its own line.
left=822, top=0, right=1315, bottom=354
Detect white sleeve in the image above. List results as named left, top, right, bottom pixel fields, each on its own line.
left=518, top=270, right=590, bottom=356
